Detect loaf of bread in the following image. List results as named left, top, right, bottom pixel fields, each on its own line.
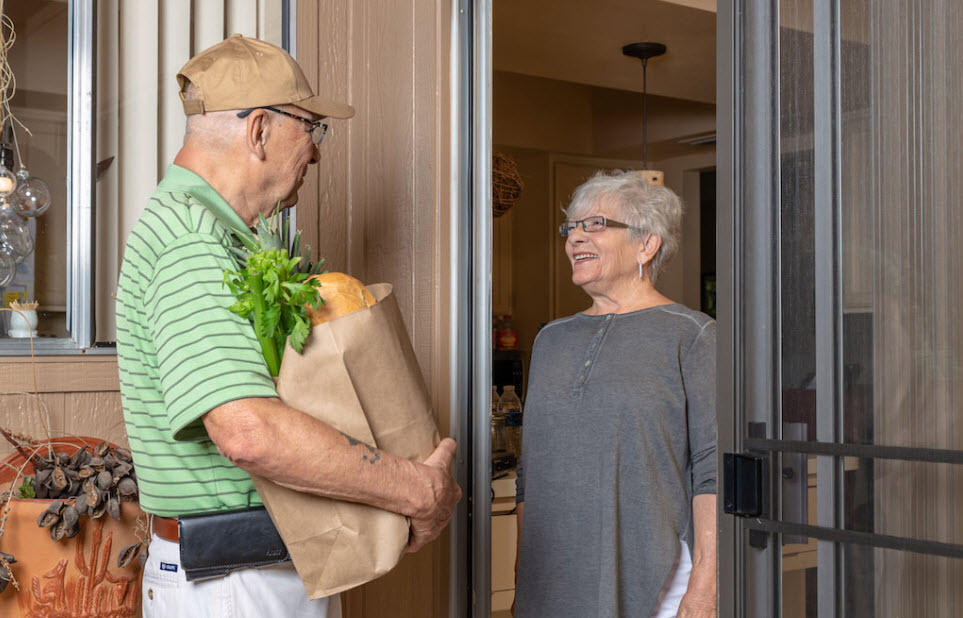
left=306, top=272, right=377, bottom=325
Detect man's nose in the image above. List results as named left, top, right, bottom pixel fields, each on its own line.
left=309, top=142, right=320, bottom=164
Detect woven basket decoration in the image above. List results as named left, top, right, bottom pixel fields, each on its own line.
left=492, top=153, right=524, bottom=217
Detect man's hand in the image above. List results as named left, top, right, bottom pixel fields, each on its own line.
left=406, top=438, right=462, bottom=552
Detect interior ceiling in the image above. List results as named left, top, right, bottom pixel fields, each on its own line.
left=493, top=0, right=717, bottom=104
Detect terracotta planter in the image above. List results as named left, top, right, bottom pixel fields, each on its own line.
left=0, top=437, right=144, bottom=617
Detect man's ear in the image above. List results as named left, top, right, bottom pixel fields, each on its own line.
left=244, top=110, right=270, bottom=160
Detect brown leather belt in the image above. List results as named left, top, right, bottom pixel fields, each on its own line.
left=151, top=515, right=179, bottom=542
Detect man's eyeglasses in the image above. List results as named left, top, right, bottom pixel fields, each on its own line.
left=558, top=215, right=638, bottom=237
left=236, top=106, right=329, bottom=145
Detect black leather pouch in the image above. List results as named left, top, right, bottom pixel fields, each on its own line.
left=178, top=506, right=290, bottom=581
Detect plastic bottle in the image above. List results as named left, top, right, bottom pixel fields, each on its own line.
left=499, top=385, right=523, bottom=463
left=491, top=386, right=509, bottom=455
left=491, top=386, right=514, bottom=474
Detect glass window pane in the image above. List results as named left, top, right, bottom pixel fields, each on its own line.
left=0, top=0, right=69, bottom=340
left=843, top=546, right=963, bottom=617
left=779, top=453, right=815, bottom=532
left=780, top=0, right=817, bottom=441
left=844, top=456, right=963, bottom=547
left=778, top=454, right=963, bottom=546
left=781, top=555, right=816, bottom=618
left=781, top=542, right=963, bottom=617
left=840, top=1, right=963, bottom=451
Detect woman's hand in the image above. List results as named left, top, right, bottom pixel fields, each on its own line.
left=676, top=559, right=716, bottom=617
left=677, top=590, right=716, bottom=617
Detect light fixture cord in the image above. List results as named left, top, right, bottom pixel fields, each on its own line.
left=0, top=1, right=32, bottom=170
left=642, top=58, right=648, bottom=169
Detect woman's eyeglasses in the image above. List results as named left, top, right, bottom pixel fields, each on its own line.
left=558, top=215, right=637, bottom=237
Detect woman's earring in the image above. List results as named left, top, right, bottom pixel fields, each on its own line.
left=638, top=261, right=644, bottom=279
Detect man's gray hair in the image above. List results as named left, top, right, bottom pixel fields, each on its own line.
left=564, top=170, right=683, bottom=283
left=182, top=81, right=253, bottom=136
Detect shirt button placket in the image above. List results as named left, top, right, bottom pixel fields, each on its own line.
left=573, top=315, right=613, bottom=396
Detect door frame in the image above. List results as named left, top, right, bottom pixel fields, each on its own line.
left=716, top=0, right=740, bottom=610
left=449, top=0, right=493, bottom=616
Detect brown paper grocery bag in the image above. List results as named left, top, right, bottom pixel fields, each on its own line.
left=250, top=283, right=440, bottom=599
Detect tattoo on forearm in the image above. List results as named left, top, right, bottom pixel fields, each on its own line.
left=340, top=431, right=381, bottom=465
left=341, top=431, right=361, bottom=447
left=362, top=445, right=381, bottom=464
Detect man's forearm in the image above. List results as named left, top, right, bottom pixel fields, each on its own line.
left=203, top=397, right=438, bottom=518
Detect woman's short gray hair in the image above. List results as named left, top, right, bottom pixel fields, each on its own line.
left=564, top=170, right=683, bottom=283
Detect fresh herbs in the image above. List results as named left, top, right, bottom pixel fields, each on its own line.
left=224, top=209, right=324, bottom=377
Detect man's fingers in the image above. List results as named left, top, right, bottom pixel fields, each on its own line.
left=405, top=437, right=461, bottom=556
left=406, top=520, right=435, bottom=553
left=424, top=437, right=457, bottom=469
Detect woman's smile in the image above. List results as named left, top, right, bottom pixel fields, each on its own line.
left=564, top=209, right=640, bottom=291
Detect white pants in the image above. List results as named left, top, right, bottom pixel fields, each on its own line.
left=143, top=534, right=340, bottom=618
left=651, top=539, right=693, bottom=618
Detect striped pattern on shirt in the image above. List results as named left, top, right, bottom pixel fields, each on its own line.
left=116, top=171, right=277, bottom=517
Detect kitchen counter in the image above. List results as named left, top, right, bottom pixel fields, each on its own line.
left=492, top=470, right=518, bottom=612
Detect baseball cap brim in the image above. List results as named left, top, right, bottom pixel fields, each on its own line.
left=297, top=94, right=355, bottom=120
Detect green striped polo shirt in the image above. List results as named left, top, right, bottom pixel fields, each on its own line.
left=115, top=164, right=278, bottom=517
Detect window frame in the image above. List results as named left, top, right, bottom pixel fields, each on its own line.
left=0, top=0, right=99, bottom=355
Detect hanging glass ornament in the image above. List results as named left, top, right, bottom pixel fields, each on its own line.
left=13, top=168, right=50, bottom=217
left=0, top=200, right=32, bottom=264
left=0, top=250, right=14, bottom=287
left=0, top=164, right=16, bottom=196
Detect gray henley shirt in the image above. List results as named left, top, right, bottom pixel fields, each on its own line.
left=514, top=304, right=716, bottom=617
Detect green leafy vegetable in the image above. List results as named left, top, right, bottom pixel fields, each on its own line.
left=224, top=208, right=325, bottom=376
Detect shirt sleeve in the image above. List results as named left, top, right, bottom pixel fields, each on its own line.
left=682, top=320, right=717, bottom=496
left=146, top=232, right=278, bottom=442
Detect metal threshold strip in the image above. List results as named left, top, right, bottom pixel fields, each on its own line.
left=742, top=518, right=963, bottom=560
left=743, top=438, right=963, bottom=465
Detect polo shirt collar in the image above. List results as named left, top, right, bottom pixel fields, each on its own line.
left=157, top=164, right=257, bottom=249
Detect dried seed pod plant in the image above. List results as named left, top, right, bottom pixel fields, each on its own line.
left=0, top=430, right=147, bottom=615
left=1, top=429, right=142, bottom=536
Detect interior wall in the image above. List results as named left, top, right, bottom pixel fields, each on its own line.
left=591, top=88, right=715, bottom=157
left=493, top=72, right=595, bottom=153
left=498, top=147, right=550, bottom=362
left=653, top=150, right=717, bottom=310
left=298, top=1, right=452, bottom=616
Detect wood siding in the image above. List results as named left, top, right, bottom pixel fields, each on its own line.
left=299, top=1, right=452, bottom=616
left=0, top=356, right=126, bottom=457
left=2, top=1, right=455, bottom=614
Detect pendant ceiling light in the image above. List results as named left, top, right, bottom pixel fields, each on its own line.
left=622, top=42, right=666, bottom=186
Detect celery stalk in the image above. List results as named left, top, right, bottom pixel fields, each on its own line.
left=223, top=212, right=323, bottom=377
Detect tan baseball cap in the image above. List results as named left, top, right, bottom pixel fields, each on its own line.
left=177, top=34, right=354, bottom=119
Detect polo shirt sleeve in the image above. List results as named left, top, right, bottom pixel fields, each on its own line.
left=682, top=320, right=717, bottom=496
left=145, top=232, right=278, bottom=442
